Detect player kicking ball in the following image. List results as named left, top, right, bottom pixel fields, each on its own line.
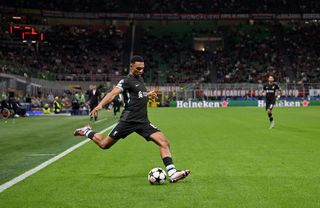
left=74, top=56, right=190, bottom=183
left=262, top=75, right=281, bottom=128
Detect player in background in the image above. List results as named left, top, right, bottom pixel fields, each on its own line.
left=262, top=75, right=281, bottom=128
left=87, top=84, right=101, bottom=121
left=112, top=93, right=122, bottom=117
left=74, top=56, right=190, bottom=183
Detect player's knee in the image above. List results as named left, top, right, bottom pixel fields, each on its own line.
left=100, top=142, right=112, bottom=150
left=160, top=139, right=170, bottom=149
left=100, top=144, right=110, bottom=150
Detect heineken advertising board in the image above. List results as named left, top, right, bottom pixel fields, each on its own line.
left=170, top=100, right=320, bottom=108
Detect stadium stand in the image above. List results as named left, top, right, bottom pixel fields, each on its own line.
left=0, top=1, right=320, bottom=112
left=1, top=0, right=320, bottom=13
left=138, top=22, right=320, bottom=84
left=0, top=24, right=127, bottom=81
left=1, top=21, right=320, bottom=84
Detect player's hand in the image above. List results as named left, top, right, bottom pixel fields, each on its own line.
left=147, top=90, right=158, bottom=99
left=90, top=105, right=102, bottom=117
left=276, top=95, right=281, bottom=100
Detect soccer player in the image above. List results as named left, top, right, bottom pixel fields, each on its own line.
left=74, top=56, right=190, bottom=183
left=262, top=75, right=281, bottom=128
left=112, top=93, right=122, bottom=117
left=87, top=85, right=101, bottom=121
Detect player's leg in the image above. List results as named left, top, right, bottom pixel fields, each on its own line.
left=267, top=108, right=273, bottom=122
left=93, top=104, right=98, bottom=121
left=89, top=104, right=95, bottom=121
left=149, top=131, right=172, bottom=158
left=266, top=103, right=275, bottom=128
left=90, top=102, right=99, bottom=121
left=93, top=135, right=118, bottom=149
left=88, top=132, right=118, bottom=149
left=74, top=121, right=135, bottom=149
left=74, top=125, right=118, bottom=149
left=149, top=131, right=190, bottom=183
left=137, top=123, right=190, bottom=183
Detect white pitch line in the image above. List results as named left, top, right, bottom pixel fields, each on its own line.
left=94, top=118, right=108, bottom=124
left=0, top=123, right=117, bottom=193
left=27, top=154, right=56, bottom=157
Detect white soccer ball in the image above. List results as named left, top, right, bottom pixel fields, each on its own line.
left=148, top=167, right=167, bottom=185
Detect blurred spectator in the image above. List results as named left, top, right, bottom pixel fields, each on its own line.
left=71, top=96, right=80, bottom=115
left=42, top=103, right=51, bottom=114
left=53, top=96, right=61, bottom=114
left=10, top=97, right=27, bottom=117
left=47, top=92, right=54, bottom=103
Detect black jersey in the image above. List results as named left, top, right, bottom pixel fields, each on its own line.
left=263, top=83, right=280, bottom=101
left=116, top=75, right=148, bottom=123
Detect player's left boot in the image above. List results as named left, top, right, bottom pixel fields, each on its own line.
left=74, top=125, right=92, bottom=136
left=269, top=121, right=275, bottom=129
left=169, top=170, right=190, bottom=183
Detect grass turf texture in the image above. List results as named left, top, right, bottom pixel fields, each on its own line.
left=0, top=107, right=320, bottom=207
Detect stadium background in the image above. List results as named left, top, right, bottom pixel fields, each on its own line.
left=1, top=1, right=320, bottom=111
left=0, top=1, right=320, bottom=208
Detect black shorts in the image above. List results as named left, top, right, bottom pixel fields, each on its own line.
left=108, top=121, right=160, bottom=140
left=266, top=100, right=275, bottom=111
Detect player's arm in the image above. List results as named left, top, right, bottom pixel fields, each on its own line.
left=90, top=87, right=121, bottom=116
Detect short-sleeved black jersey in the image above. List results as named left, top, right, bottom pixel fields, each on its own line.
left=263, top=83, right=280, bottom=101
left=116, top=75, right=149, bottom=123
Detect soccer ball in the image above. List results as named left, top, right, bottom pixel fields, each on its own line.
left=148, top=167, right=167, bottom=185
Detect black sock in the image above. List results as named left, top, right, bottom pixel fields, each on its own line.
left=85, top=131, right=96, bottom=139
left=162, top=157, right=176, bottom=177
left=268, top=113, right=273, bottom=122
left=163, top=157, right=173, bottom=166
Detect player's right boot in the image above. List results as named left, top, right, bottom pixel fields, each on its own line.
left=269, top=121, right=275, bottom=129
left=169, top=170, right=190, bottom=183
left=74, top=125, right=92, bottom=136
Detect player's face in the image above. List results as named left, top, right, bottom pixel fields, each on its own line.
left=268, top=76, right=274, bottom=83
left=131, top=62, right=145, bottom=77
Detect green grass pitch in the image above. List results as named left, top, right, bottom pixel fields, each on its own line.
left=0, top=107, right=320, bottom=207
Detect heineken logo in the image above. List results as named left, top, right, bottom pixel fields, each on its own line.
left=258, top=100, right=309, bottom=107
left=176, top=100, right=229, bottom=108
